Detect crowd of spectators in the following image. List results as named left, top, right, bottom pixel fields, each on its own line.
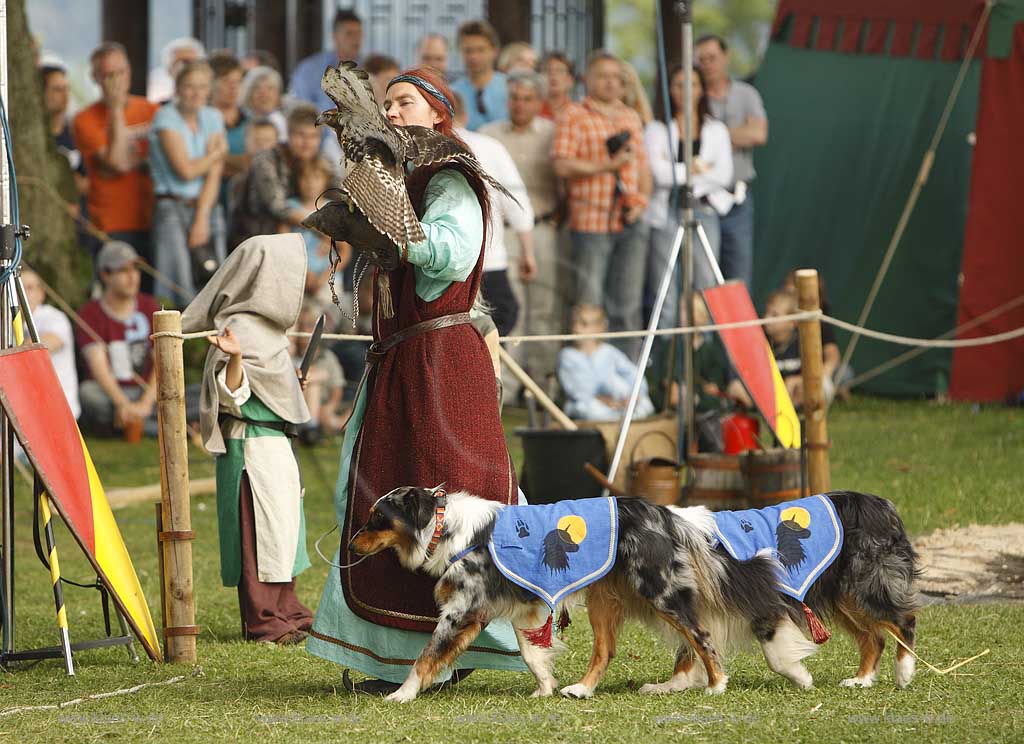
left=30, top=8, right=820, bottom=443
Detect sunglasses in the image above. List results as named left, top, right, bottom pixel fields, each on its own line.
left=475, top=88, right=487, bottom=116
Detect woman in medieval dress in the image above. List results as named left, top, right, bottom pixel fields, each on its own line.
left=305, top=68, right=527, bottom=692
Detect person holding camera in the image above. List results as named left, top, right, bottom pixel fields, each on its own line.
left=552, top=51, right=649, bottom=358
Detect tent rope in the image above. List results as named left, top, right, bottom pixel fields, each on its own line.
left=839, top=0, right=996, bottom=378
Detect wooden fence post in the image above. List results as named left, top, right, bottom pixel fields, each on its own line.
left=153, top=310, right=198, bottom=663
left=796, top=270, right=831, bottom=494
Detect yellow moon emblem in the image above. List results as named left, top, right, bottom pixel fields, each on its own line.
left=780, top=506, right=811, bottom=530
left=557, top=515, right=588, bottom=544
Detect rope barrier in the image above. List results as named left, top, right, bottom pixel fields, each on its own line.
left=157, top=310, right=1024, bottom=351
left=825, top=315, right=1024, bottom=349
left=842, top=291, right=1024, bottom=390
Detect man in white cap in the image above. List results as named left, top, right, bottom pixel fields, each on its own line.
left=76, top=240, right=161, bottom=437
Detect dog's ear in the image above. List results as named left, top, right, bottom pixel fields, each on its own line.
left=392, top=487, right=437, bottom=530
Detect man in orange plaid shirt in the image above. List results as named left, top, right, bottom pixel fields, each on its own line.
left=553, top=50, right=649, bottom=357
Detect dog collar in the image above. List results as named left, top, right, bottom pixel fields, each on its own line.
left=425, top=489, right=447, bottom=559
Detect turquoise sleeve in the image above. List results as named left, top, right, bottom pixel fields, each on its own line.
left=403, top=169, right=484, bottom=302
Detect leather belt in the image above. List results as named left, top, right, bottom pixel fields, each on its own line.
left=365, top=312, right=473, bottom=365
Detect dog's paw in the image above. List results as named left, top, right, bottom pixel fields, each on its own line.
left=560, top=683, right=594, bottom=699
left=385, top=687, right=419, bottom=703
left=895, top=655, right=915, bottom=689
left=531, top=686, right=555, bottom=698
left=839, top=675, right=875, bottom=688
left=704, top=675, right=728, bottom=696
left=791, top=669, right=814, bottom=690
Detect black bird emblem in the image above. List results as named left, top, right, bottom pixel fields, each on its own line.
left=776, top=506, right=812, bottom=572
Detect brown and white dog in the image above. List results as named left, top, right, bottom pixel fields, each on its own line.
left=348, top=487, right=920, bottom=702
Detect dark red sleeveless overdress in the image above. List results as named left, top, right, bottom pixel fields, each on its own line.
left=340, top=168, right=517, bottom=632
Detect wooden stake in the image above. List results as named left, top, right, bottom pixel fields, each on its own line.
left=153, top=311, right=198, bottom=663
left=796, top=270, right=831, bottom=493
left=497, top=346, right=577, bottom=431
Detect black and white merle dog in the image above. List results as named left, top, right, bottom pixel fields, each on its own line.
left=348, top=488, right=919, bottom=702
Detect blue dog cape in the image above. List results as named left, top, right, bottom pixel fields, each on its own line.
left=711, top=494, right=843, bottom=601
left=488, top=497, right=618, bottom=611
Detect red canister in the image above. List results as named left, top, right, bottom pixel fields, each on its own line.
left=721, top=413, right=759, bottom=454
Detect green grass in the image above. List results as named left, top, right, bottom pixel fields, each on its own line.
left=1, top=396, right=1022, bottom=742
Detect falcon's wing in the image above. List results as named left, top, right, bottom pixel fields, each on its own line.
left=399, top=125, right=472, bottom=167
left=342, top=157, right=426, bottom=248
left=400, top=126, right=521, bottom=207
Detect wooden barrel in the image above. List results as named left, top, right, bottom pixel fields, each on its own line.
left=684, top=453, right=747, bottom=511
left=743, top=448, right=806, bottom=507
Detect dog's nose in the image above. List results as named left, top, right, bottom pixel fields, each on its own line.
left=347, top=532, right=361, bottom=553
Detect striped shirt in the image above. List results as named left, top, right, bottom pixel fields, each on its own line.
left=551, top=97, right=648, bottom=233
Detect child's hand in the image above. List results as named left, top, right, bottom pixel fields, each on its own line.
left=208, top=327, right=241, bottom=357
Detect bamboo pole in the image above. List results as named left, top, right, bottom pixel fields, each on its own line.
left=153, top=310, right=197, bottom=663
left=795, top=270, right=831, bottom=493
left=497, top=346, right=577, bottom=431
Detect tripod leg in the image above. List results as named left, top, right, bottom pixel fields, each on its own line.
left=695, top=221, right=725, bottom=287
left=39, top=492, right=75, bottom=676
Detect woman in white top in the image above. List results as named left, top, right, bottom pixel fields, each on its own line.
left=240, top=66, right=287, bottom=142
left=643, top=64, right=734, bottom=327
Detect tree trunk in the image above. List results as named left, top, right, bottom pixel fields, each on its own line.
left=7, top=0, right=86, bottom=306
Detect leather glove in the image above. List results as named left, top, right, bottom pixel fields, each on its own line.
left=302, top=192, right=402, bottom=271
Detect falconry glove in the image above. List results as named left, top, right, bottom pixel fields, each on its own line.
left=302, top=192, right=401, bottom=271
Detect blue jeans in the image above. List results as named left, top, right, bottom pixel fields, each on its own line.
left=718, top=193, right=754, bottom=289
left=646, top=204, right=721, bottom=329
left=153, top=198, right=200, bottom=306
left=571, top=221, right=650, bottom=358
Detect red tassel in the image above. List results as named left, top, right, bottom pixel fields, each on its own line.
left=522, top=614, right=553, bottom=648
left=802, top=602, right=831, bottom=644
left=557, top=607, right=571, bottom=632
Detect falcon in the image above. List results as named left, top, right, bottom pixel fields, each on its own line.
left=316, top=61, right=517, bottom=251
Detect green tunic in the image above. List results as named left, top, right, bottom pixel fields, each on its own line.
left=215, top=395, right=311, bottom=586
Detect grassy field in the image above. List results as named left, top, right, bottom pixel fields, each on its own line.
left=1, top=396, right=1022, bottom=742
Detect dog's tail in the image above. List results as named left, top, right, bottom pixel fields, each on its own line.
left=828, top=490, right=921, bottom=618
left=720, top=548, right=800, bottom=625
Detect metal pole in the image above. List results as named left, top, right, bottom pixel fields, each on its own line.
left=0, top=0, right=14, bottom=656
left=38, top=485, right=75, bottom=676
left=604, top=223, right=685, bottom=488
left=604, top=0, right=702, bottom=490
left=678, top=0, right=696, bottom=459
